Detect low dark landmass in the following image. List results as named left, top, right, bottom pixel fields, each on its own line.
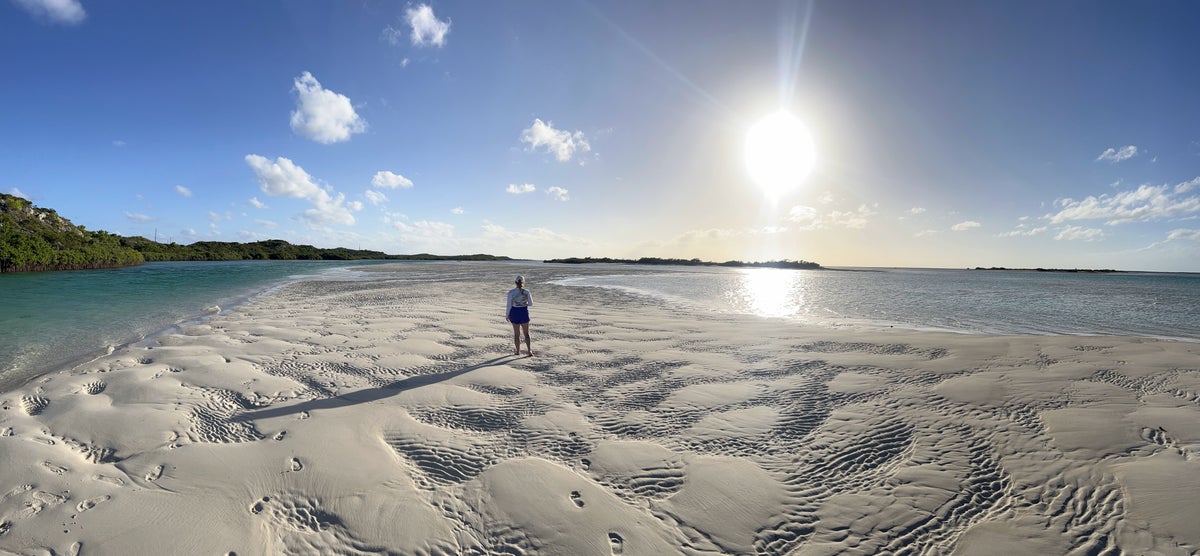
left=545, top=256, right=822, bottom=270
left=0, top=193, right=510, bottom=273
left=972, top=266, right=1124, bottom=274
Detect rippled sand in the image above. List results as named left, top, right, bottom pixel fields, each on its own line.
left=1, top=263, right=1198, bottom=555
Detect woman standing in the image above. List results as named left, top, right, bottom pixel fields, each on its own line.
left=506, top=275, right=533, bottom=356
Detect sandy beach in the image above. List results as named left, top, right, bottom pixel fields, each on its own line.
left=2, top=263, right=1199, bottom=555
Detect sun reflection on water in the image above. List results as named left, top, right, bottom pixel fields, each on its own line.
left=728, top=268, right=804, bottom=318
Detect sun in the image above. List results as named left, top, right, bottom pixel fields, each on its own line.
left=744, top=111, right=816, bottom=199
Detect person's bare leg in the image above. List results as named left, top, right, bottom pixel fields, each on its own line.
left=511, top=323, right=521, bottom=355
left=521, top=323, right=532, bottom=356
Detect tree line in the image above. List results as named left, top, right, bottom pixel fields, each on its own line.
left=0, top=193, right=509, bottom=273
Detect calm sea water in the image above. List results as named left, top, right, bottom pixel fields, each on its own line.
left=0, top=260, right=376, bottom=392
left=4, top=262, right=1197, bottom=392
left=554, top=267, right=1200, bottom=341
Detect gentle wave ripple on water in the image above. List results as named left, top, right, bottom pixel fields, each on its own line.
left=554, top=267, right=1200, bottom=341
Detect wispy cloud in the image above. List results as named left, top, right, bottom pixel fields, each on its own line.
left=450, top=207, right=464, bottom=215
left=256, top=219, right=277, bottom=230
left=520, top=119, right=591, bottom=162
left=506, top=183, right=536, bottom=195
left=393, top=220, right=455, bottom=245
left=125, top=211, right=153, bottom=222
left=909, top=207, right=926, bottom=215
left=249, top=197, right=268, bottom=209
left=384, top=4, right=450, bottom=47
left=290, top=72, right=366, bottom=144
left=112, top=139, right=126, bottom=147
left=788, top=204, right=876, bottom=230
left=951, top=220, right=981, bottom=231
left=371, top=171, right=413, bottom=189
left=174, top=185, right=192, bottom=198
left=1047, top=178, right=1200, bottom=225
left=997, top=225, right=1048, bottom=238
left=244, top=154, right=356, bottom=227
left=1055, top=225, right=1104, bottom=241
left=7, top=188, right=30, bottom=200
left=13, top=0, right=85, bottom=25
left=1167, top=228, right=1200, bottom=241
left=546, top=186, right=570, bottom=201
left=1095, top=145, right=1138, bottom=163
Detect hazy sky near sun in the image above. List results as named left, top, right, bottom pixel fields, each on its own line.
left=3, top=1, right=1199, bottom=271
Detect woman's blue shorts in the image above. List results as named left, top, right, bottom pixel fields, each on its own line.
left=509, top=306, right=530, bottom=324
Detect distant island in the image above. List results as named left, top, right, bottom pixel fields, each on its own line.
left=545, top=256, right=822, bottom=270
left=972, top=266, right=1124, bottom=274
left=0, top=192, right=510, bottom=273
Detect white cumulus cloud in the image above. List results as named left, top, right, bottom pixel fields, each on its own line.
left=909, top=207, right=927, bottom=215
left=520, top=119, right=590, bottom=162
left=1095, top=145, right=1138, bottom=163
left=1047, top=179, right=1200, bottom=225
left=451, top=207, right=464, bottom=215
left=506, top=183, right=536, bottom=195
left=290, top=72, right=366, bottom=144
left=372, top=171, right=413, bottom=189
left=364, top=190, right=389, bottom=205
left=249, top=197, right=268, bottom=209
left=951, top=221, right=982, bottom=231
left=174, top=185, right=192, bottom=198
left=546, top=186, right=569, bottom=201
left=395, top=4, right=450, bottom=47
left=244, top=154, right=356, bottom=227
left=13, top=0, right=85, bottom=25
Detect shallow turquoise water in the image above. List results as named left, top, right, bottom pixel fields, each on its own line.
left=0, top=260, right=375, bottom=391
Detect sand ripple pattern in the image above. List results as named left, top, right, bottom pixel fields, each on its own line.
left=5, top=264, right=1199, bottom=555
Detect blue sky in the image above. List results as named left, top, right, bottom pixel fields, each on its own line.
left=3, top=1, right=1199, bottom=271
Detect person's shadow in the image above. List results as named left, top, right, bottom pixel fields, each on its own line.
left=232, top=355, right=519, bottom=423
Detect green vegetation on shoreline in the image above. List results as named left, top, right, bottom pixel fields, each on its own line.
left=544, top=256, right=822, bottom=270
left=1, top=193, right=510, bottom=273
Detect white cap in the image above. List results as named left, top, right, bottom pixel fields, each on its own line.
left=515, top=275, right=525, bottom=284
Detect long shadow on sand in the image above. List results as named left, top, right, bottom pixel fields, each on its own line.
left=232, top=355, right=521, bottom=422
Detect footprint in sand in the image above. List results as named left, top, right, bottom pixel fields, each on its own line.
left=4, top=484, right=33, bottom=500
left=580, top=458, right=591, bottom=471
left=76, top=495, right=110, bottom=512
left=93, top=474, right=125, bottom=487
left=570, top=491, right=585, bottom=508
left=1, top=427, right=13, bottom=437
left=608, top=532, right=625, bottom=555
left=273, top=430, right=287, bottom=441
left=249, top=496, right=270, bottom=515
left=145, top=464, right=164, bottom=481
left=288, top=457, right=303, bottom=472
left=68, top=540, right=82, bottom=556
left=42, top=461, right=68, bottom=475
left=0, top=520, right=11, bottom=536
left=20, top=395, right=49, bottom=416
left=298, top=411, right=310, bottom=420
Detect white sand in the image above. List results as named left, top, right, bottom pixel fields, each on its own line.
left=2, top=263, right=1199, bottom=555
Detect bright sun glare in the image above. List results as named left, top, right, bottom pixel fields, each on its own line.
left=744, top=111, right=816, bottom=199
